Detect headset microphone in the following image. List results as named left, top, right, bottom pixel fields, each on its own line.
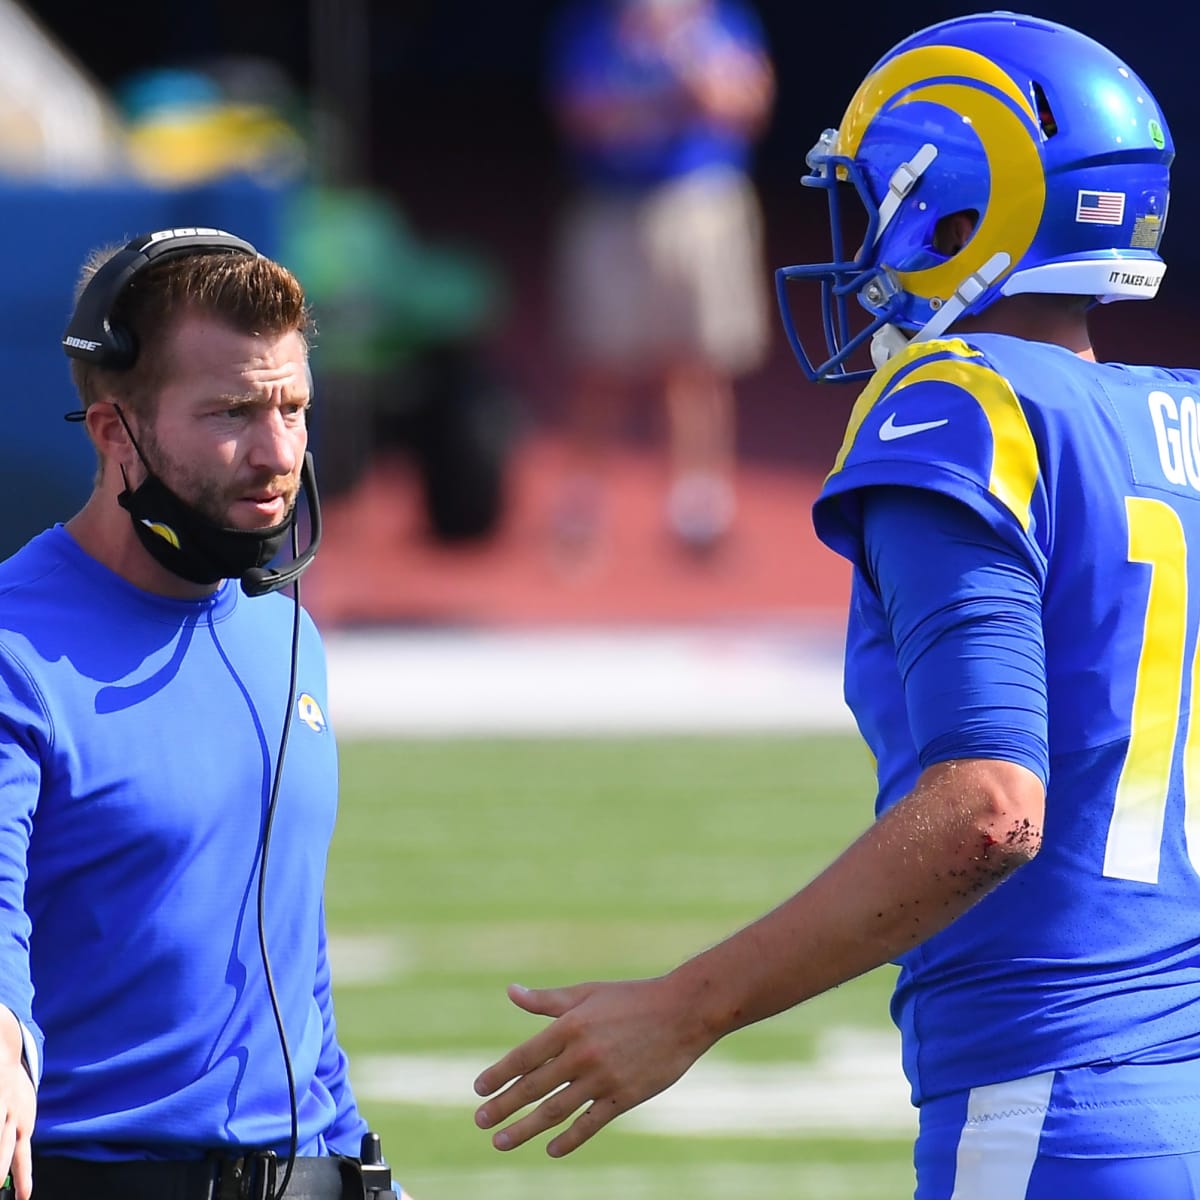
left=241, top=453, right=323, bottom=597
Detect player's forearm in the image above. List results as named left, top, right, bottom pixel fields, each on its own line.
left=670, top=759, right=1045, bottom=1041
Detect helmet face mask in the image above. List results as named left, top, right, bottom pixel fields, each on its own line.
left=778, top=12, right=1175, bottom=383
left=776, top=138, right=914, bottom=382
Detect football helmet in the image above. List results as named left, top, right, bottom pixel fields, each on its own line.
left=777, top=12, right=1174, bottom=381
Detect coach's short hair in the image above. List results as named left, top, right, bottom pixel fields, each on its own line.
left=69, top=247, right=314, bottom=417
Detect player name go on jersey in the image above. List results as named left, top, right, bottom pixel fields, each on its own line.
left=1148, top=390, right=1200, bottom=493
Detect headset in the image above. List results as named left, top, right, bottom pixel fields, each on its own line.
left=61, top=228, right=330, bottom=1199
left=62, top=228, right=323, bottom=598
left=63, top=228, right=258, bottom=368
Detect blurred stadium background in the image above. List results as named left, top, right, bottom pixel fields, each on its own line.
left=9, top=1, right=1200, bottom=1195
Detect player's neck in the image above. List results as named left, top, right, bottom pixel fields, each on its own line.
left=952, top=294, right=1095, bottom=360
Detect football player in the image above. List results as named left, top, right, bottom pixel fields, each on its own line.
left=475, top=14, right=1200, bottom=1197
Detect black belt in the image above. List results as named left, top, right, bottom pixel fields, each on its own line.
left=30, top=1152, right=368, bottom=1200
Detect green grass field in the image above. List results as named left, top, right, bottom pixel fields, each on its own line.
left=326, top=733, right=914, bottom=1200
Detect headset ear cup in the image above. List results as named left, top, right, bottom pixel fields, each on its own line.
left=107, top=325, right=137, bottom=371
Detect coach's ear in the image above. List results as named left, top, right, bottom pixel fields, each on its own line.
left=84, top=400, right=140, bottom=482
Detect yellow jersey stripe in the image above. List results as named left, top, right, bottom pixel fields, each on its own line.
left=830, top=340, right=1040, bottom=531
left=829, top=338, right=981, bottom=476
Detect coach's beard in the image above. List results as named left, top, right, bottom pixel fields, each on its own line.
left=118, top=466, right=295, bottom=586
left=111, top=402, right=296, bottom=587
left=114, top=451, right=295, bottom=588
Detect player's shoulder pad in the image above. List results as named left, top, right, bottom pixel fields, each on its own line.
left=826, top=335, right=1039, bottom=535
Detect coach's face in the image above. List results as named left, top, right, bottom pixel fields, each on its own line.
left=133, top=310, right=309, bottom=531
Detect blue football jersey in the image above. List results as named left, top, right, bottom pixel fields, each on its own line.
left=814, top=334, right=1200, bottom=1105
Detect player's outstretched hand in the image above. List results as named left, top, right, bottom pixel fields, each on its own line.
left=473, top=976, right=717, bottom=1158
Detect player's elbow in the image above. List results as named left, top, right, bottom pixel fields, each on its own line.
left=987, top=800, right=1044, bottom=870
left=967, top=759, right=1046, bottom=870
left=921, top=758, right=1046, bottom=876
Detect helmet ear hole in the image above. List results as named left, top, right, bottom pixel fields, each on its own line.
left=933, top=210, right=979, bottom=257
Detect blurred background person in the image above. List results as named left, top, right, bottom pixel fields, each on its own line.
left=546, top=0, right=775, bottom=561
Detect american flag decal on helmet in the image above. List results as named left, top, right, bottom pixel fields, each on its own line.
left=1076, top=190, right=1126, bottom=225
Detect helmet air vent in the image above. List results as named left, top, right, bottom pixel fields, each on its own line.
left=1032, top=81, right=1058, bottom=138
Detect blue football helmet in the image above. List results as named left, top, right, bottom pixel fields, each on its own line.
left=777, top=12, right=1174, bottom=382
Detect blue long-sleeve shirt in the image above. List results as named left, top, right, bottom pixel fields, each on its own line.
left=0, top=525, right=365, bottom=1159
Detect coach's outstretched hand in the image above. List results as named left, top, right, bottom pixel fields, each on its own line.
left=473, top=976, right=717, bottom=1158
left=0, top=1012, right=34, bottom=1200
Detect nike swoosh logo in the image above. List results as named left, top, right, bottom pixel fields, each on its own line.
left=878, top=412, right=949, bottom=441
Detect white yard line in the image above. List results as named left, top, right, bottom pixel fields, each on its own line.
left=398, top=1161, right=906, bottom=1200
left=351, top=1028, right=915, bottom=1141
left=325, top=622, right=853, bottom=738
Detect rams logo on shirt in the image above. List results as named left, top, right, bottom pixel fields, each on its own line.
left=297, top=693, right=327, bottom=733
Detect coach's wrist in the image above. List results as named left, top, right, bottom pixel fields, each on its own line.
left=0, top=1007, right=36, bottom=1086
left=0, top=1008, right=19, bottom=1064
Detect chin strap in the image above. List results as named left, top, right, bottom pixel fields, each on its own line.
left=868, top=251, right=1014, bottom=370
left=874, top=143, right=939, bottom=243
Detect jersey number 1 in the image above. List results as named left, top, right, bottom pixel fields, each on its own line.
left=1103, top=495, right=1200, bottom=882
